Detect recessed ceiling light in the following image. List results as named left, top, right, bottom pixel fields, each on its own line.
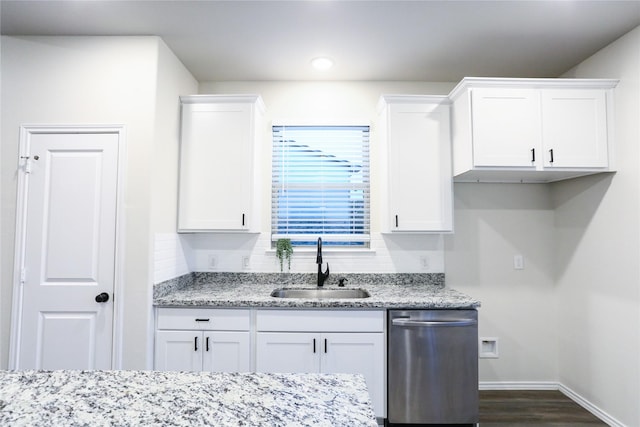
left=311, top=57, right=334, bottom=71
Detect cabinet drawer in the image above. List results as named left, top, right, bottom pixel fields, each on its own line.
left=157, top=308, right=250, bottom=331
left=256, top=310, right=385, bottom=332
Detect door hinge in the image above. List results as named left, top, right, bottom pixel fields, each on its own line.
left=19, top=155, right=39, bottom=174
left=20, top=156, right=31, bottom=174
left=20, top=268, right=26, bottom=285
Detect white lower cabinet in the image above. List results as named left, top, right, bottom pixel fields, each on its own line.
left=155, top=308, right=250, bottom=373
left=154, top=308, right=386, bottom=418
left=256, top=332, right=319, bottom=373
left=255, top=310, right=386, bottom=419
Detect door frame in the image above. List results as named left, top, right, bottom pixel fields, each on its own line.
left=9, top=124, right=127, bottom=370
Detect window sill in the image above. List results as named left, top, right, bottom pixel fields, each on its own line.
left=265, top=247, right=376, bottom=256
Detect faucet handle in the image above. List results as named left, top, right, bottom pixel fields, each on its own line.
left=338, top=277, right=347, bottom=287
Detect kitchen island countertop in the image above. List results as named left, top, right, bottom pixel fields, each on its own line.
left=0, top=370, right=377, bottom=426
left=154, top=272, right=480, bottom=309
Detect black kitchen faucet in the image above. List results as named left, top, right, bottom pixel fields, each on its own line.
left=316, top=237, right=330, bottom=287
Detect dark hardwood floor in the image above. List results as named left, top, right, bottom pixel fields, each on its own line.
left=479, top=390, right=607, bottom=426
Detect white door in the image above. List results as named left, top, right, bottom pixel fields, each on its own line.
left=13, top=127, right=121, bottom=370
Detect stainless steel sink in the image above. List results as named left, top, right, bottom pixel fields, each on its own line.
left=270, top=288, right=371, bottom=299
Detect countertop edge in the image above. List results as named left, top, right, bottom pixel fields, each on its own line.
left=153, top=273, right=480, bottom=310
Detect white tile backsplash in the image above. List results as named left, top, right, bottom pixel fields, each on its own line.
left=154, top=232, right=444, bottom=283
left=153, top=233, right=190, bottom=283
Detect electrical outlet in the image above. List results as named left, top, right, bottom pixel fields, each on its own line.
left=242, top=255, right=250, bottom=270
left=513, top=254, right=524, bottom=270
left=420, top=256, right=429, bottom=270
left=208, top=254, right=217, bottom=270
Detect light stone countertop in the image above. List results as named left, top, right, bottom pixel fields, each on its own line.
left=0, top=370, right=377, bottom=426
left=154, top=273, right=480, bottom=309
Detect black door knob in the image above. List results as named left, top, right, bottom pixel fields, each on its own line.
left=95, top=292, right=110, bottom=303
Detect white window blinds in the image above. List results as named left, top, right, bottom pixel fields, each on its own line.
left=271, top=125, right=370, bottom=246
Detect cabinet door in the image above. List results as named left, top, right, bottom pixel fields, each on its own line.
left=202, top=331, right=251, bottom=373
left=388, top=102, right=453, bottom=232
left=471, top=87, right=540, bottom=168
left=155, top=330, right=202, bottom=371
left=541, top=89, right=608, bottom=168
left=178, top=101, right=253, bottom=231
left=321, top=333, right=385, bottom=418
left=255, top=332, right=319, bottom=373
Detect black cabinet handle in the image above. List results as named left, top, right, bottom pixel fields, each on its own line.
left=549, top=149, right=554, bottom=163
left=206, top=337, right=210, bottom=352
left=324, top=338, right=328, bottom=353
left=313, top=338, right=316, bottom=353
left=395, top=215, right=398, bottom=228
left=194, top=336, right=198, bottom=351
left=195, top=318, right=210, bottom=322
left=242, top=213, right=245, bottom=226
left=531, top=148, right=535, bottom=162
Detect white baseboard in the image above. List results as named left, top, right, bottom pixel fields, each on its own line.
left=479, top=381, right=558, bottom=390
left=558, top=383, right=624, bottom=427
left=479, top=381, right=625, bottom=426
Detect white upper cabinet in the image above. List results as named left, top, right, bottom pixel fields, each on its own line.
left=540, top=88, right=609, bottom=168
left=450, top=78, right=617, bottom=183
left=378, top=95, right=453, bottom=233
left=178, top=95, right=264, bottom=232
left=470, top=87, right=540, bottom=168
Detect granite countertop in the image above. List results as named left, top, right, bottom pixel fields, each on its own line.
left=154, top=273, right=480, bottom=309
left=0, top=370, right=377, bottom=426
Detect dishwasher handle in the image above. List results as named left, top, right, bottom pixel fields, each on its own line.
left=392, top=318, right=477, bottom=327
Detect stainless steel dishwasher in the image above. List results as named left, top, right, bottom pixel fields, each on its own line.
left=387, top=309, right=478, bottom=426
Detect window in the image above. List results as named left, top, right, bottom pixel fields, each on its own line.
left=271, top=125, right=370, bottom=247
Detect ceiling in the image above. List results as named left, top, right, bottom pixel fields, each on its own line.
left=2, top=0, right=640, bottom=82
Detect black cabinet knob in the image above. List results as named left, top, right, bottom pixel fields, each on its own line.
left=95, top=292, right=110, bottom=303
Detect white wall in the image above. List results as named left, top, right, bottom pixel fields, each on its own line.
left=0, top=36, right=196, bottom=370
left=444, top=184, right=557, bottom=385
left=150, top=44, right=197, bottom=285
left=553, top=27, right=640, bottom=426
left=174, top=81, right=456, bottom=276
left=153, top=42, right=199, bottom=234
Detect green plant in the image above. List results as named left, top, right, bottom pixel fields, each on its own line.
left=275, top=238, right=293, bottom=272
